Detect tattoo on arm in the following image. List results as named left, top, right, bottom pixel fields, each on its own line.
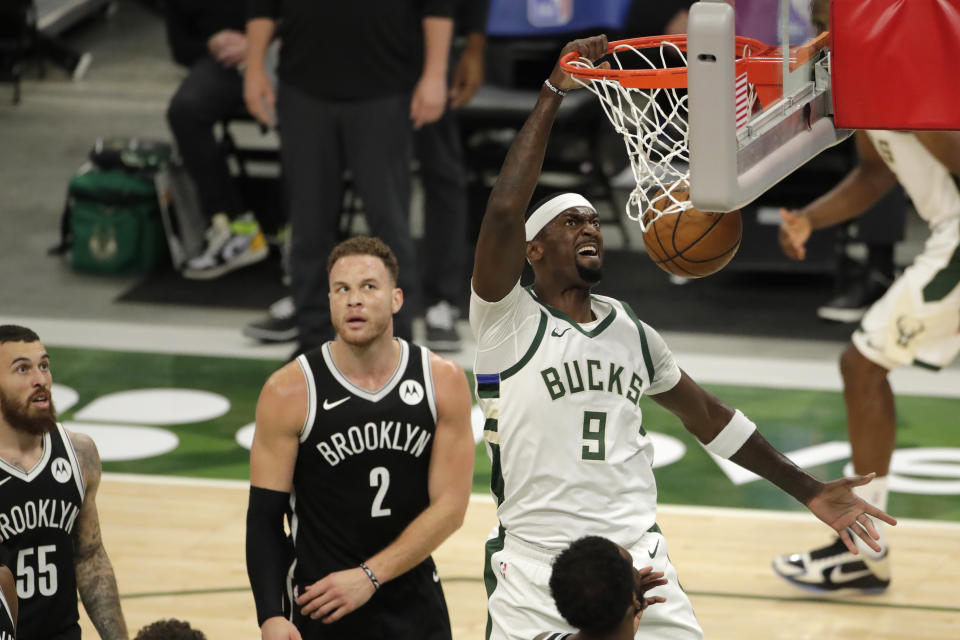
left=71, top=433, right=128, bottom=640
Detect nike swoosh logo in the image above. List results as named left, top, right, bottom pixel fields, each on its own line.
left=648, top=539, right=660, bottom=558
left=0, top=478, right=9, bottom=487
left=432, top=570, right=440, bottom=583
left=551, top=328, right=571, bottom=337
left=828, top=565, right=875, bottom=584
left=322, top=396, right=350, bottom=410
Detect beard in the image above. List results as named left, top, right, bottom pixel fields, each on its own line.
left=0, top=387, right=57, bottom=436
left=576, top=263, right=603, bottom=284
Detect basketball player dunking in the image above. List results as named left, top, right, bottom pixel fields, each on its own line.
left=0, top=325, right=128, bottom=640
left=470, top=35, right=897, bottom=640
left=246, top=237, right=475, bottom=640
left=775, top=130, right=960, bottom=592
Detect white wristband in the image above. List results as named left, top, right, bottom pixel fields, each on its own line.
left=703, top=410, right=757, bottom=458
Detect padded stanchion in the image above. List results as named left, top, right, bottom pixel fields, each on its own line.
left=831, top=0, right=960, bottom=130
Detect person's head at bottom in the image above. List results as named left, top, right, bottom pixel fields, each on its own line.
left=134, top=618, right=206, bottom=640
left=548, top=536, right=665, bottom=640
left=327, top=236, right=402, bottom=348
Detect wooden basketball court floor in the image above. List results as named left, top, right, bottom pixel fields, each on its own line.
left=80, top=475, right=960, bottom=640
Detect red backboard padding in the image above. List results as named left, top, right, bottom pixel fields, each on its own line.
left=831, top=0, right=960, bottom=130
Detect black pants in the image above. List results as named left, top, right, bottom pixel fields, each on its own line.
left=415, top=109, right=468, bottom=307
left=278, top=82, right=419, bottom=347
left=166, top=57, right=245, bottom=219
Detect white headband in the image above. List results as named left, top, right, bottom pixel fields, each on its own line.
left=524, top=193, right=597, bottom=241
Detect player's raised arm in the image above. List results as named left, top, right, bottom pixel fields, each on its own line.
left=651, top=371, right=896, bottom=554
left=472, top=35, right=608, bottom=302
left=70, top=432, right=128, bottom=640
left=247, top=363, right=306, bottom=640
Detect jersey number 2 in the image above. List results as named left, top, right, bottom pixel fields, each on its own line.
left=369, top=466, right=392, bottom=518
left=581, top=411, right=607, bottom=461
left=16, top=545, right=58, bottom=598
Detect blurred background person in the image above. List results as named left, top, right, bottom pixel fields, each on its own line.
left=165, top=0, right=268, bottom=280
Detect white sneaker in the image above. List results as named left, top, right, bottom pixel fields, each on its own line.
left=183, top=213, right=268, bottom=280
left=772, top=537, right=890, bottom=594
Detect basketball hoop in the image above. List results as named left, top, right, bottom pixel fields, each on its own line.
left=560, top=35, right=768, bottom=231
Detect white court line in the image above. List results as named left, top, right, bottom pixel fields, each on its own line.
left=1, top=316, right=290, bottom=361
left=9, top=315, right=960, bottom=396
left=102, top=473, right=960, bottom=531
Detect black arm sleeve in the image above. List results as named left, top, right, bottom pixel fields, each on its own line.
left=457, top=0, right=489, bottom=36
left=246, top=486, right=293, bottom=627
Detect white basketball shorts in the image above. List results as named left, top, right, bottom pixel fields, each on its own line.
left=484, top=525, right=703, bottom=640
left=853, top=219, right=960, bottom=371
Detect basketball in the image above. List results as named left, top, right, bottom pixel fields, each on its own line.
left=642, top=189, right=742, bottom=278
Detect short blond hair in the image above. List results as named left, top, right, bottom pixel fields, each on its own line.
left=326, top=236, right=399, bottom=284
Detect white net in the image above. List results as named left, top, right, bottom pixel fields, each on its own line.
left=566, top=41, right=693, bottom=232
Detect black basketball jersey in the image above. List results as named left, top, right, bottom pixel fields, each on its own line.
left=0, top=424, right=84, bottom=640
left=290, top=339, right=438, bottom=583
left=0, top=586, right=15, bottom=640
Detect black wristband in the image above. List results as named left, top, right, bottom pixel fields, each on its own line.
left=359, top=561, right=381, bottom=591
left=544, top=78, right=567, bottom=97
left=246, top=486, right=292, bottom=626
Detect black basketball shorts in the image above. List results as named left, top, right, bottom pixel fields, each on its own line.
left=292, top=557, right=452, bottom=640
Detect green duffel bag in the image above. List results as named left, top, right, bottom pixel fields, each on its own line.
left=68, top=167, right=167, bottom=274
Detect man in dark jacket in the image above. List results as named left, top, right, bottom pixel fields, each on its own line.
left=165, top=0, right=268, bottom=280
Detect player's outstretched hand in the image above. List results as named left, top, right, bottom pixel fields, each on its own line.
left=297, top=567, right=376, bottom=623
left=632, top=567, right=667, bottom=632
left=805, top=472, right=898, bottom=554
left=778, top=208, right=812, bottom=260
left=636, top=566, right=667, bottom=609
left=260, top=616, right=302, bottom=640
left=549, top=34, right=611, bottom=92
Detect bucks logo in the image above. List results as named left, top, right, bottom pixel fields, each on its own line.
left=895, top=315, right=925, bottom=347
left=89, top=222, right=118, bottom=262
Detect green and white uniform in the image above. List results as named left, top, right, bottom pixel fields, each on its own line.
left=471, top=282, right=702, bottom=640
left=855, top=131, right=960, bottom=370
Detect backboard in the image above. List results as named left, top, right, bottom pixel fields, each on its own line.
left=687, top=0, right=852, bottom=212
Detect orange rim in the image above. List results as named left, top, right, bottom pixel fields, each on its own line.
left=560, top=35, right=775, bottom=90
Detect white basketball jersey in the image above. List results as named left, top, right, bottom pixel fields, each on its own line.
left=471, top=283, right=681, bottom=550
left=866, top=130, right=960, bottom=228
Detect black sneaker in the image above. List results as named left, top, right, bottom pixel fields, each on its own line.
left=772, top=537, right=890, bottom=594
left=425, top=300, right=462, bottom=352
left=243, top=297, right=298, bottom=343
left=817, top=272, right=892, bottom=323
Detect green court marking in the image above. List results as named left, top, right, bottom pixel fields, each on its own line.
left=47, top=347, right=960, bottom=521
left=118, top=581, right=960, bottom=614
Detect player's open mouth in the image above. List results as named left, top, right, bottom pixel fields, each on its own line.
left=31, top=393, right=49, bottom=408
left=577, top=243, right=599, bottom=257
